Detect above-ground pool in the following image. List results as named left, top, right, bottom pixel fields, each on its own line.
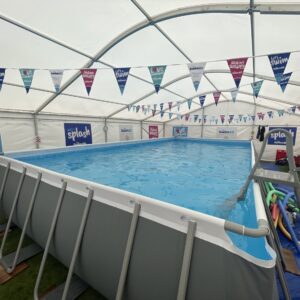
left=0, top=137, right=277, bottom=300
left=15, top=138, right=269, bottom=259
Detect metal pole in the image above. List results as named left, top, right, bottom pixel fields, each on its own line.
left=104, top=119, right=108, bottom=143
left=33, top=180, right=67, bottom=300
left=140, top=121, right=143, bottom=140
left=33, top=114, right=40, bottom=149
left=61, top=188, right=94, bottom=300
left=177, top=220, right=197, bottom=300
left=201, top=107, right=205, bottom=138
left=115, top=203, right=141, bottom=300
left=0, top=162, right=11, bottom=210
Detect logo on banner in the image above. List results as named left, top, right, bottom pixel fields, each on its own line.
left=148, top=65, right=166, bottom=93
left=20, top=68, right=35, bottom=93
left=227, top=58, right=248, bottom=88
left=120, top=125, right=133, bottom=141
left=213, top=91, right=221, bottom=106
left=149, top=125, right=158, bottom=139
left=173, top=126, right=188, bottom=137
left=50, top=69, right=64, bottom=93
left=0, top=68, right=5, bottom=91
left=81, top=69, right=97, bottom=95
left=251, top=80, right=263, bottom=98
left=268, top=52, right=290, bottom=84
left=217, top=127, right=237, bottom=139
left=268, top=127, right=297, bottom=145
left=113, top=67, right=130, bottom=95
left=279, top=72, right=292, bottom=92
left=187, top=62, right=206, bottom=91
left=64, top=123, right=92, bottom=146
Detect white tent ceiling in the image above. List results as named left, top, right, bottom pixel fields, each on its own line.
left=0, top=0, right=300, bottom=122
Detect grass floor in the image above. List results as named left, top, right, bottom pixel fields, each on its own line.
left=0, top=227, right=106, bottom=300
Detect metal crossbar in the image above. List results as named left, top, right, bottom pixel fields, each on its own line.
left=61, top=188, right=94, bottom=300
left=34, top=180, right=67, bottom=300
left=0, top=171, right=42, bottom=273
left=115, top=202, right=141, bottom=300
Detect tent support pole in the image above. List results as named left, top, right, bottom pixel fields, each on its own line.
left=33, top=114, right=40, bottom=149
left=201, top=107, right=205, bottom=138
left=140, top=121, right=143, bottom=140
left=104, top=118, right=108, bottom=143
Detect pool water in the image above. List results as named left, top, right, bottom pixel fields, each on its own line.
left=16, top=139, right=271, bottom=260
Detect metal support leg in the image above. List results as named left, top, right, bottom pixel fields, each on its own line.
left=115, top=202, right=141, bottom=300
left=0, top=162, right=11, bottom=212
left=0, top=167, right=26, bottom=260
left=34, top=180, right=67, bottom=300
left=177, top=220, right=197, bottom=300
left=2, top=172, right=42, bottom=273
left=61, top=188, right=94, bottom=300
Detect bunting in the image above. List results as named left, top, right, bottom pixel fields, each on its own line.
left=50, top=69, right=64, bottom=93
left=198, top=118, right=202, bottom=123
left=267, top=111, right=273, bottom=118
left=80, top=69, right=97, bottom=95
left=160, top=103, right=164, bottom=111
left=194, top=115, right=199, bottom=122
left=199, top=95, right=206, bottom=108
left=20, top=68, right=35, bottom=93
left=238, top=114, right=243, bottom=121
left=279, top=72, right=292, bottom=92
left=168, top=101, right=173, bottom=110
left=220, top=115, right=225, bottom=124
left=187, top=62, right=206, bottom=91
left=231, top=89, right=238, bottom=103
left=227, top=58, right=248, bottom=88
left=136, top=105, right=140, bottom=113
left=148, top=65, right=166, bottom=93
left=128, top=104, right=132, bottom=111
left=251, top=80, right=263, bottom=98
left=152, top=104, right=157, bottom=116
left=113, top=67, right=130, bottom=95
left=228, top=114, right=234, bottom=124
left=187, top=99, right=192, bottom=110
left=213, top=91, right=221, bottom=106
left=268, top=52, right=290, bottom=84
left=277, top=109, right=284, bottom=117
left=160, top=111, right=164, bottom=118
left=168, top=112, right=173, bottom=119
left=251, top=115, right=256, bottom=121
left=257, top=112, right=265, bottom=120
left=203, top=115, right=207, bottom=124
left=177, top=101, right=181, bottom=111
left=243, top=116, right=247, bottom=123
left=0, top=68, right=5, bottom=91
left=185, top=114, right=190, bottom=121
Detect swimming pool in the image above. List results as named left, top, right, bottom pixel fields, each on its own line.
left=0, top=138, right=277, bottom=300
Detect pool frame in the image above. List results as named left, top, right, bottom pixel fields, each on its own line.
left=0, top=137, right=277, bottom=300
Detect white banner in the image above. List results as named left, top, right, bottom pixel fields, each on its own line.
left=217, top=127, right=237, bottom=139
left=119, top=125, right=133, bottom=141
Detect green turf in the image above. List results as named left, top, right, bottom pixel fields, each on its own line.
left=0, top=228, right=106, bottom=299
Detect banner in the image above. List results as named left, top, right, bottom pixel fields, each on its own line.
left=173, top=126, right=188, bottom=137
left=187, top=99, right=192, bottom=110
left=217, top=127, right=237, bottom=139
left=187, top=62, right=206, bottom=91
left=268, top=127, right=297, bottom=145
left=113, top=67, right=130, bottom=95
left=227, top=58, right=248, bottom=88
left=20, top=68, right=35, bottom=93
left=279, top=72, right=292, bottom=92
left=231, top=89, right=238, bottom=102
left=251, top=80, right=263, bottom=98
left=213, top=91, right=221, bottom=106
left=50, top=69, right=64, bottom=93
left=149, top=125, right=158, bottom=139
left=199, top=95, right=206, bottom=108
left=268, top=52, right=290, bottom=84
left=64, top=123, right=92, bottom=146
left=0, top=68, right=5, bottom=91
left=120, top=125, right=133, bottom=141
left=81, top=69, right=97, bottom=95
left=148, top=65, right=166, bottom=93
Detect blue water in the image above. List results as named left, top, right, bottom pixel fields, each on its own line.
left=15, top=139, right=272, bottom=260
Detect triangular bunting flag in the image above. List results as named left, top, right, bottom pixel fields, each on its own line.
left=168, top=101, right=173, bottom=110
left=251, top=115, right=256, bottom=121
left=177, top=101, right=181, bottom=111
left=215, top=119, right=218, bottom=125
left=128, top=104, right=132, bottom=111
left=268, top=52, right=290, bottom=84
left=20, top=68, right=35, bottom=93
left=267, top=111, right=273, bottom=118
left=213, top=91, right=221, bottom=106
left=80, top=69, right=97, bottom=95
left=142, top=105, right=145, bottom=112
left=220, top=115, right=225, bottom=124
left=160, top=111, right=164, bottom=118
left=231, top=89, right=238, bottom=103
left=243, top=116, right=247, bottom=123
left=251, top=80, right=263, bottom=98
left=227, top=58, right=248, bottom=88
left=228, top=114, right=234, bottom=124
left=187, top=99, right=192, bottom=110
left=185, top=114, right=190, bottom=121
left=199, top=95, right=206, bottom=108
left=148, top=65, right=166, bottom=93
left=136, top=105, right=140, bottom=113
left=279, top=72, right=292, bottom=92
left=160, top=103, right=164, bottom=111
left=198, top=118, right=202, bottom=123
left=113, top=67, right=130, bottom=95
left=291, top=106, right=296, bottom=113
left=194, top=115, right=199, bottom=122
left=50, top=69, right=64, bottom=93
left=238, top=114, right=243, bottom=121
left=187, top=62, right=206, bottom=91
left=277, top=109, right=284, bottom=117
left=203, top=115, right=207, bottom=124
left=168, top=112, right=173, bottom=119
left=0, top=68, right=5, bottom=91
left=152, top=109, right=156, bottom=117
left=181, top=115, right=184, bottom=120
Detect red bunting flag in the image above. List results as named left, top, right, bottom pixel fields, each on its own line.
left=213, top=91, right=221, bottom=106
left=168, top=101, right=173, bottom=110
left=81, top=69, right=97, bottom=95
left=227, top=58, right=248, bottom=88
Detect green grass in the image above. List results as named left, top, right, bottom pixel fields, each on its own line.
left=0, top=228, right=106, bottom=299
